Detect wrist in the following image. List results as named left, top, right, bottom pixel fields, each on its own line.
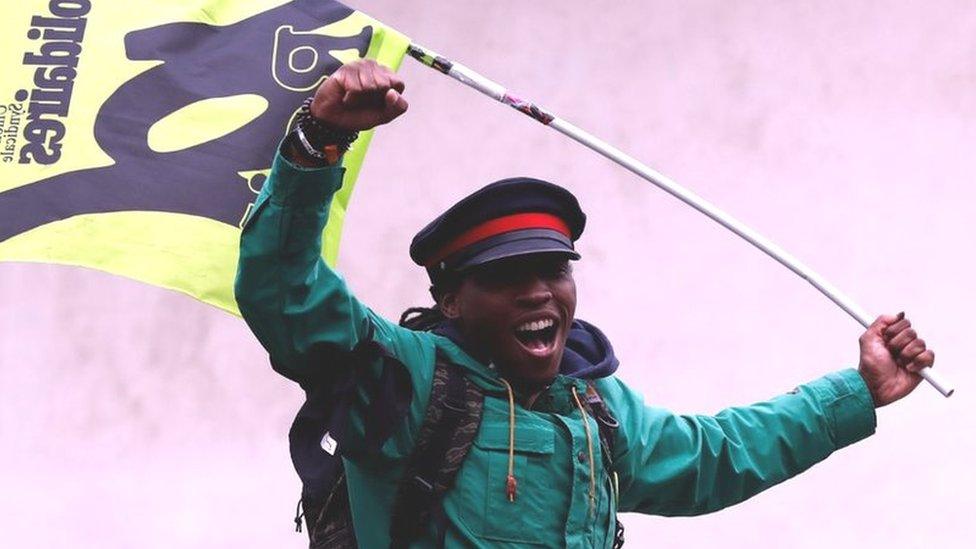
left=297, top=96, right=359, bottom=152
left=283, top=129, right=331, bottom=167
left=282, top=97, right=359, bottom=167
left=858, top=369, right=879, bottom=407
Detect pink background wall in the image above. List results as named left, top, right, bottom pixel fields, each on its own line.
left=2, top=1, right=975, bottom=547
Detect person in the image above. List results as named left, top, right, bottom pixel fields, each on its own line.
left=234, top=59, right=935, bottom=548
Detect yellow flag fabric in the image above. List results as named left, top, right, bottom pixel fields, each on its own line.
left=0, top=0, right=410, bottom=315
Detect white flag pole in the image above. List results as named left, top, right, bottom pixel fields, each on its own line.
left=406, top=43, right=954, bottom=398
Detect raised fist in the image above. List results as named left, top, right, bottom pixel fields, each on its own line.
left=310, top=59, right=408, bottom=131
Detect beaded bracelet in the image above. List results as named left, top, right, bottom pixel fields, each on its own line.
left=293, top=96, right=360, bottom=153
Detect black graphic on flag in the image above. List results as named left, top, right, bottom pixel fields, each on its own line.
left=0, top=0, right=371, bottom=242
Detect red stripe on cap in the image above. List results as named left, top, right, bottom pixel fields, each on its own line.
left=426, top=212, right=571, bottom=268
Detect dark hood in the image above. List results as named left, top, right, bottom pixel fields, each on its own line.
left=432, top=318, right=618, bottom=380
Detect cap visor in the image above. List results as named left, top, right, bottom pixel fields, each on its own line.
left=451, top=229, right=580, bottom=271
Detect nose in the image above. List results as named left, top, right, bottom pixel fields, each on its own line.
left=514, top=275, right=552, bottom=307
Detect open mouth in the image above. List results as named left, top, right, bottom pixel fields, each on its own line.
left=513, top=318, right=559, bottom=356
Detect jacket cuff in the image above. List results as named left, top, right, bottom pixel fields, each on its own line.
left=809, top=368, right=877, bottom=449
left=265, top=142, right=345, bottom=207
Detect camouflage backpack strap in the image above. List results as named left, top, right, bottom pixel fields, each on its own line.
left=583, top=381, right=625, bottom=549
left=389, top=355, right=484, bottom=549
left=301, top=472, right=357, bottom=549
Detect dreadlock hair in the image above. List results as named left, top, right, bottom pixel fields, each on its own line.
left=398, top=306, right=446, bottom=331
left=398, top=277, right=460, bottom=331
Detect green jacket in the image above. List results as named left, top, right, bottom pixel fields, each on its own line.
left=234, top=151, right=877, bottom=548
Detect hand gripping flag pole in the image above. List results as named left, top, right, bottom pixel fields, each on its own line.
left=406, top=44, right=954, bottom=398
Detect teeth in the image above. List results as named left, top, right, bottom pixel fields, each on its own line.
left=516, top=318, right=555, bottom=333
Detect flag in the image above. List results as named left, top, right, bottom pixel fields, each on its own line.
left=0, top=0, right=410, bottom=315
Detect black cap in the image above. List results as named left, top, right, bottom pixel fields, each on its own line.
left=410, top=177, right=586, bottom=284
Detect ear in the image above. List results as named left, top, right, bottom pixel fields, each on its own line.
left=438, top=288, right=462, bottom=320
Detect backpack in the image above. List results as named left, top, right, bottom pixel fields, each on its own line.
left=285, top=327, right=624, bottom=548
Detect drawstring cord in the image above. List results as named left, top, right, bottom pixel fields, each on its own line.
left=500, top=378, right=518, bottom=502
left=571, top=386, right=597, bottom=516
left=496, top=380, right=598, bottom=514
left=612, top=471, right=620, bottom=508
left=294, top=497, right=304, bottom=533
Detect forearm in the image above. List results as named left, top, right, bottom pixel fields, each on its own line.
left=235, top=147, right=369, bottom=378
left=611, top=369, right=876, bottom=515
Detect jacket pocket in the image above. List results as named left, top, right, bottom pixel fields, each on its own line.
left=462, top=421, right=557, bottom=545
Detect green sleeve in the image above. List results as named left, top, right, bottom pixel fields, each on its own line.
left=234, top=150, right=369, bottom=373
left=234, top=149, right=434, bottom=457
left=605, top=368, right=877, bottom=516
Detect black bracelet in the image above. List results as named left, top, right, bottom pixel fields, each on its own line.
left=283, top=128, right=329, bottom=166
left=294, top=96, right=359, bottom=152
